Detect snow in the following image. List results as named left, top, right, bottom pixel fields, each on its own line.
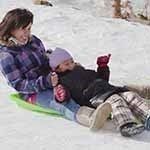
left=0, top=0, right=150, bottom=150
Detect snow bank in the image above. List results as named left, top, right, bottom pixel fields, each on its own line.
left=0, top=0, right=150, bottom=150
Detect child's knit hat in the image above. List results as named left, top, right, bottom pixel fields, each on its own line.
left=49, top=47, right=72, bottom=70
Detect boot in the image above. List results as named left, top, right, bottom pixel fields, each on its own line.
left=120, top=122, right=144, bottom=137
left=76, top=102, right=112, bottom=131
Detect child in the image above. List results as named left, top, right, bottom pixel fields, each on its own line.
left=49, top=47, right=150, bottom=137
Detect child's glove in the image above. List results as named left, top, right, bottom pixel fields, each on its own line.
left=97, top=54, right=111, bottom=68
left=54, top=84, right=70, bottom=103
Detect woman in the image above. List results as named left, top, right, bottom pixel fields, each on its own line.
left=0, top=8, right=112, bottom=130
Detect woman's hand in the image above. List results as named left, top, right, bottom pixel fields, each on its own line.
left=51, top=72, right=58, bottom=87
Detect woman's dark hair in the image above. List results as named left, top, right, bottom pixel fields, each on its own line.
left=0, top=8, right=33, bottom=41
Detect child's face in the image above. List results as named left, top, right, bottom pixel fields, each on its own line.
left=56, top=58, right=76, bottom=73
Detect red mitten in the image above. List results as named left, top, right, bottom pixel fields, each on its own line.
left=27, top=94, right=36, bottom=104
left=97, top=54, right=111, bottom=68
left=54, top=84, right=70, bottom=103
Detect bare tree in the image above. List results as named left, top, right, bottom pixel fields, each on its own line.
left=112, top=0, right=122, bottom=18
left=112, top=0, right=134, bottom=20
left=140, top=0, right=150, bottom=20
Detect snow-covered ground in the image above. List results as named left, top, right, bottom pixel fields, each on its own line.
left=0, top=0, right=150, bottom=150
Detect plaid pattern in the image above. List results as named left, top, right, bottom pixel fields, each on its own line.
left=106, top=91, right=150, bottom=129
left=119, top=91, right=150, bottom=123
left=0, top=35, right=52, bottom=100
left=106, top=94, right=137, bottom=129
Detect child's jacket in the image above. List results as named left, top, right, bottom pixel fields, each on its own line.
left=58, top=66, right=127, bottom=107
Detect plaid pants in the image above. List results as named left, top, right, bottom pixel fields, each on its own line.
left=106, top=91, right=150, bottom=129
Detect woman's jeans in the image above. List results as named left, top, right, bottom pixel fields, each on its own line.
left=36, top=89, right=80, bottom=121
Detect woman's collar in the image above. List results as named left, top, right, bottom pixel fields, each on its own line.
left=0, top=36, right=32, bottom=47
left=8, top=37, right=28, bottom=46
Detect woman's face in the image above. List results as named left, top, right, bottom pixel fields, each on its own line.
left=11, top=23, right=32, bottom=44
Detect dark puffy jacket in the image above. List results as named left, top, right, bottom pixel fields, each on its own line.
left=58, top=66, right=127, bottom=108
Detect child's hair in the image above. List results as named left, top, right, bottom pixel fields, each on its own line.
left=0, top=8, right=33, bottom=42
left=49, top=47, right=73, bottom=71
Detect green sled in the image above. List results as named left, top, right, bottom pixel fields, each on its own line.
left=10, top=93, right=63, bottom=117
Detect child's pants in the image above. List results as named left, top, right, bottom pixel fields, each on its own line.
left=106, top=91, right=150, bottom=129
left=35, top=89, right=80, bottom=121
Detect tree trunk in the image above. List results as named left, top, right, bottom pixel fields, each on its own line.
left=112, top=0, right=122, bottom=18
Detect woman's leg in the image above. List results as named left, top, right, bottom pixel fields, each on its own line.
left=35, top=89, right=112, bottom=130
left=36, top=89, right=80, bottom=121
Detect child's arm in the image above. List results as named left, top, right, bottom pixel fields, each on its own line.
left=51, top=72, right=70, bottom=102
left=96, top=54, right=111, bottom=82
left=97, top=66, right=110, bottom=82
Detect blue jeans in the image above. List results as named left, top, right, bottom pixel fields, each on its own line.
left=36, top=89, right=80, bottom=121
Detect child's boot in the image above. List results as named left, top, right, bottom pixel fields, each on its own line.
left=76, top=102, right=112, bottom=130
left=120, top=122, right=144, bottom=137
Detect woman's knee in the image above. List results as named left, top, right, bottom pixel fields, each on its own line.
left=36, top=89, right=54, bottom=107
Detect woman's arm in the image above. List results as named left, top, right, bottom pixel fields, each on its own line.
left=0, top=52, right=52, bottom=94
